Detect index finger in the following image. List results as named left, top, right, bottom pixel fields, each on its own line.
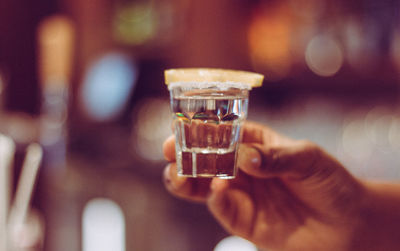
left=163, top=135, right=176, bottom=162
left=163, top=163, right=213, bottom=203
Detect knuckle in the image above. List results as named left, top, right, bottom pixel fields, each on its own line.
left=297, top=140, right=328, bottom=180
left=299, top=139, right=318, bottom=150
left=298, top=140, right=322, bottom=158
left=259, top=146, right=281, bottom=174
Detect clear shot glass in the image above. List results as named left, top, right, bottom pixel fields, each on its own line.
left=165, top=68, right=263, bottom=179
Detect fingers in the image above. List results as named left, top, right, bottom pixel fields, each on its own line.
left=163, top=135, right=176, bottom=162
left=238, top=140, right=323, bottom=180
left=163, top=163, right=257, bottom=238
left=163, top=164, right=212, bottom=203
left=239, top=122, right=345, bottom=182
left=241, top=121, right=270, bottom=144
left=208, top=179, right=256, bottom=238
left=241, top=121, right=291, bottom=145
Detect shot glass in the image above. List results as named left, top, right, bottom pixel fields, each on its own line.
left=165, top=68, right=263, bottom=179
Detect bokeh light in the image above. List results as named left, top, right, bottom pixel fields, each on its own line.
left=248, top=3, right=292, bottom=81
left=305, top=34, right=343, bottom=77
left=80, top=53, right=138, bottom=121
left=131, top=98, right=172, bottom=163
left=364, top=106, right=395, bottom=153
left=389, top=116, right=400, bottom=151
left=335, top=105, right=400, bottom=179
left=113, top=1, right=158, bottom=46
left=214, top=236, right=258, bottom=251
left=342, top=119, right=373, bottom=161
left=82, top=198, right=125, bottom=251
left=37, top=15, right=75, bottom=86
left=343, top=17, right=378, bottom=74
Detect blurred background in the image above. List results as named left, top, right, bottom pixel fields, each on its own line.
left=0, top=0, right=400, bottom=250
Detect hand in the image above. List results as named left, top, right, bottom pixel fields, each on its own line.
left=162, top=121, right=397, bottom=251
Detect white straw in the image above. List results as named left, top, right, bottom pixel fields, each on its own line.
left=0, top=134, right=16, bottom=251
left=8, top=143, right=43, bottom=229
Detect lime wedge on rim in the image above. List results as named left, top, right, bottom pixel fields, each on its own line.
left=164, top=68, right=264, bottom=88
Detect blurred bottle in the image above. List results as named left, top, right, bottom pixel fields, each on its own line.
left=37, top=15, right=75, bottom=175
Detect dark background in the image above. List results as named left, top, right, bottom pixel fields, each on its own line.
left=0, top=0, right=400, bottom=250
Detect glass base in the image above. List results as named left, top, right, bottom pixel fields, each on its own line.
left=176, top=151, right=238, bottom=179
left=177, top=173, right=236, bottom=179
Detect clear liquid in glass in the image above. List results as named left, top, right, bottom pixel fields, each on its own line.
left=171, top=89, right=248, bottom=178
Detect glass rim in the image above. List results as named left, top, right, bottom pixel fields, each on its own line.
left=167, top=81, right=253, bottom=91
left=164, top=68, right=264, bottom=88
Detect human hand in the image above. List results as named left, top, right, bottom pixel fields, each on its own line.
left=162, top=121, right=371, bottom=251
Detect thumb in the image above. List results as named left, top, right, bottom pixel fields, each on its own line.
left=237, top=140, right=322, bottom=180
left=207, top=178, right=255, bottom=238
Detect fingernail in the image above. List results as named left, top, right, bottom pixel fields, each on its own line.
left=238, top=145, right=261, bottom=168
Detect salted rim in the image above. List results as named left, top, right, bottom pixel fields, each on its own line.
left=167, top=81, right=252, bottom=90
left=164, top=68, right=264, bottom=88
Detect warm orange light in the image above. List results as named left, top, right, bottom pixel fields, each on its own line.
left=37, top=15, right=75, bottom=88
left=248, top=4, right=292, bottom=81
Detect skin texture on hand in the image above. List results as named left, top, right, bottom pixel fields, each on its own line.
left=162, top=121, right=400, bottom=251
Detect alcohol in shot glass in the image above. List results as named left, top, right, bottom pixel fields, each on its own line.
left=165, top=69, right=263, bottom=178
